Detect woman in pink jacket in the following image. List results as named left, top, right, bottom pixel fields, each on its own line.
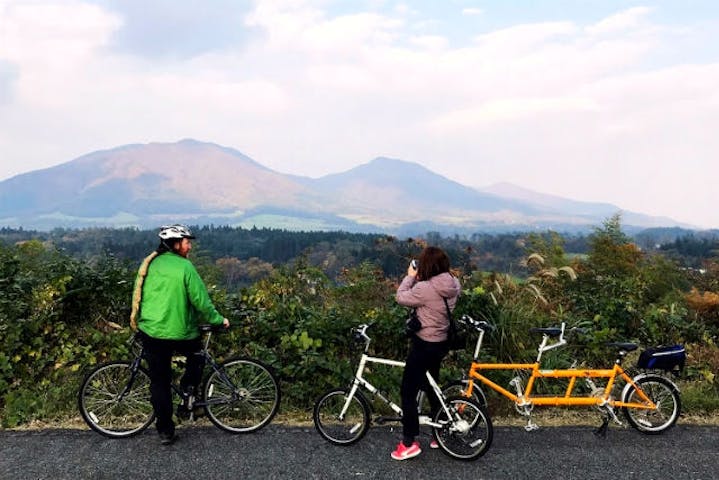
left=391, top=246, right=461, bottom=460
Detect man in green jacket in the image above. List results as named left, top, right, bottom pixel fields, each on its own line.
left=131, top=224, right=229, bottom=445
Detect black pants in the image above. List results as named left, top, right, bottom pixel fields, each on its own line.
left=140, top=332, right=204, bottom=436
left=400, top=336, right=449, bottom=443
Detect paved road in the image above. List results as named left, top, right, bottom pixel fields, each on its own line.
left=1, top=424, right=717, bottom=480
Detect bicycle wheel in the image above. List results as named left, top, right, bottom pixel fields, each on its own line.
left=432, top=396, right=493, bottom=461
left=204, top=357, right=280, bottom=433
left=622, top=375, right=681, bottom=434
left=78, top=361, right=154, bottom=438
left=313, top=388, right=370, bottom=446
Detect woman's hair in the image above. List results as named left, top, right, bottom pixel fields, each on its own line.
left=417, top=246, right=451, bottom=281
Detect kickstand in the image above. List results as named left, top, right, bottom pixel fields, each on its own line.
left=524, top=419, right=539, bottom=432
left=594, top=416, right=609, bottom=437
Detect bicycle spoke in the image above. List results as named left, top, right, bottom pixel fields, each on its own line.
left=313, top=389, right=369, bottom=445
left=204, top=358, right=280, bottom=433
left=433, top=397, right=493, bottom=460
left=623, top=376, right=680, bottom=434
left=79, top=362, right=154, bottom=437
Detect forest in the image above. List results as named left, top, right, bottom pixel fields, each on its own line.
left=1, top=215, right=718, bottom=427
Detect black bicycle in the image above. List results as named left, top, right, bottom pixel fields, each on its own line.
left=78, top=324, right=280, bottom=438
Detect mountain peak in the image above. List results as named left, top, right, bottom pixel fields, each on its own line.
left=177, top=138, right=204, bottom=145
left=368, top=156, right=420, bottom=167
left=0, top=140, right=693, bottom=231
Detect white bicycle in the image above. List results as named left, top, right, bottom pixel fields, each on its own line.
left=312, top=324, right=493, bottom=461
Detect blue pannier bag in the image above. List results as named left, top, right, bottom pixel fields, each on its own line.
left=637, top=345, right=685, bottom=373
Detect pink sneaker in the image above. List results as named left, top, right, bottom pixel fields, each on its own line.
left=429, top=440, right=439, bottom=449
left=391, top=441, right=422, bottom=460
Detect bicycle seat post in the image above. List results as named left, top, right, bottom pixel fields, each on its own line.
left=615, top=351, right=626, bottom=366
left=473, top=328, right=485, bottom=360
left=203, top=331, right=212, bottom=353
left=535, top=322, right=567, bottom=363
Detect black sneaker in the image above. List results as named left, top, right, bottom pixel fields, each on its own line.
left=159, top=432, right=178, bottom=446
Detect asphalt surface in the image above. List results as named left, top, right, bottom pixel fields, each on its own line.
left=1, top=424, right=717, bottom=480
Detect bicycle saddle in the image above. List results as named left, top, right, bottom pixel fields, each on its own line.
left=529, top=327, right=562, bottom=337
left=605, top=342, right=638, bottom=352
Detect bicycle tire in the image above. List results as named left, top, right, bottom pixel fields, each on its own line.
left=622, top=374, right=681, bottom=434
left=204, top=357, right=280, bottom=433
left=78, top=361, right=155, bottom=438
left=432, top=395, right=493, bottom=461
left=313, top=388, right=370, bottom=446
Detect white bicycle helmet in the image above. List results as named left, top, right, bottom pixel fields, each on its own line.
left=158, top=224, right=195, bottom=240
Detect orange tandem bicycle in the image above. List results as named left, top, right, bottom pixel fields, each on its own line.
left=446, top=315, right=683, bottom=436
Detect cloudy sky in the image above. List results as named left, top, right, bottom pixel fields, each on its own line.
left=1, top=0, right=717, bottom=228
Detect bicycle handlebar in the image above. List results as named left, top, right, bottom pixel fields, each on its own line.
left=351, top=324, right=373, bottom=348
left=458, top=314, right=495, bottom=332
left=199, top=323, right=233, bottom=333
left=458, top=315, right=589, bottom=337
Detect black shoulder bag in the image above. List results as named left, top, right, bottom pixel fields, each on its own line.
left=443, top=298, right=465, bottom=351
left=405, top=308, right=422, bottom=337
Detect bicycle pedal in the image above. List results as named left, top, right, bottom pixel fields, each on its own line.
left=375, top=416, right=400, bottom=425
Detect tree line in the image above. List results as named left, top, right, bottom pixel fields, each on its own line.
left=0, top=217, right=718, bottom=427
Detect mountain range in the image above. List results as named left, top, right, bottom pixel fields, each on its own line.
left=0, top=139, right=693, bottom=234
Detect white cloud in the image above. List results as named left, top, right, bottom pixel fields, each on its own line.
left=462, top=8, right=483, bottom=16
left=301, top=13, right=404, bottom=51
left=0, top=1, right=122, bottom=107
left=247, top=5, right=404, bottom=55
left=305, top=63, right=381, bottom=91
left=429, top=96, right=599, bottom=130
left=0, top=1, right=121, bottom=64
left=473, top=21, right=579, bottom=49
left=408, top=35, right=448, bottom=51
left=586, top=7, right=652, bottom=35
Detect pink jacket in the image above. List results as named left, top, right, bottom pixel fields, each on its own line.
left=396, top=272, right=461, bottom=342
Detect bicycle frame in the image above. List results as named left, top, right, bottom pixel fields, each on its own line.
left=340, top=325, right=452, bottom=428
left=195, top=332, right=240, bottom=408
left=463, top=323, right=657, bottom=411
left=125, top=331, right=238, bottom=408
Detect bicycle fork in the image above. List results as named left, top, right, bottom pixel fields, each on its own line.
left=117, top=358, right=144, bottom=402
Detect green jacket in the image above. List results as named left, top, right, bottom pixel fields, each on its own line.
left=135, top=252, right=224, bottom=340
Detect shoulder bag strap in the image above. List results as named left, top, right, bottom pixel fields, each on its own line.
left=443, top=297, right=458, bottom=336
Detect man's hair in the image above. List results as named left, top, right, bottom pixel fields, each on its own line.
left=156, top=238, right=180, bottom=254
